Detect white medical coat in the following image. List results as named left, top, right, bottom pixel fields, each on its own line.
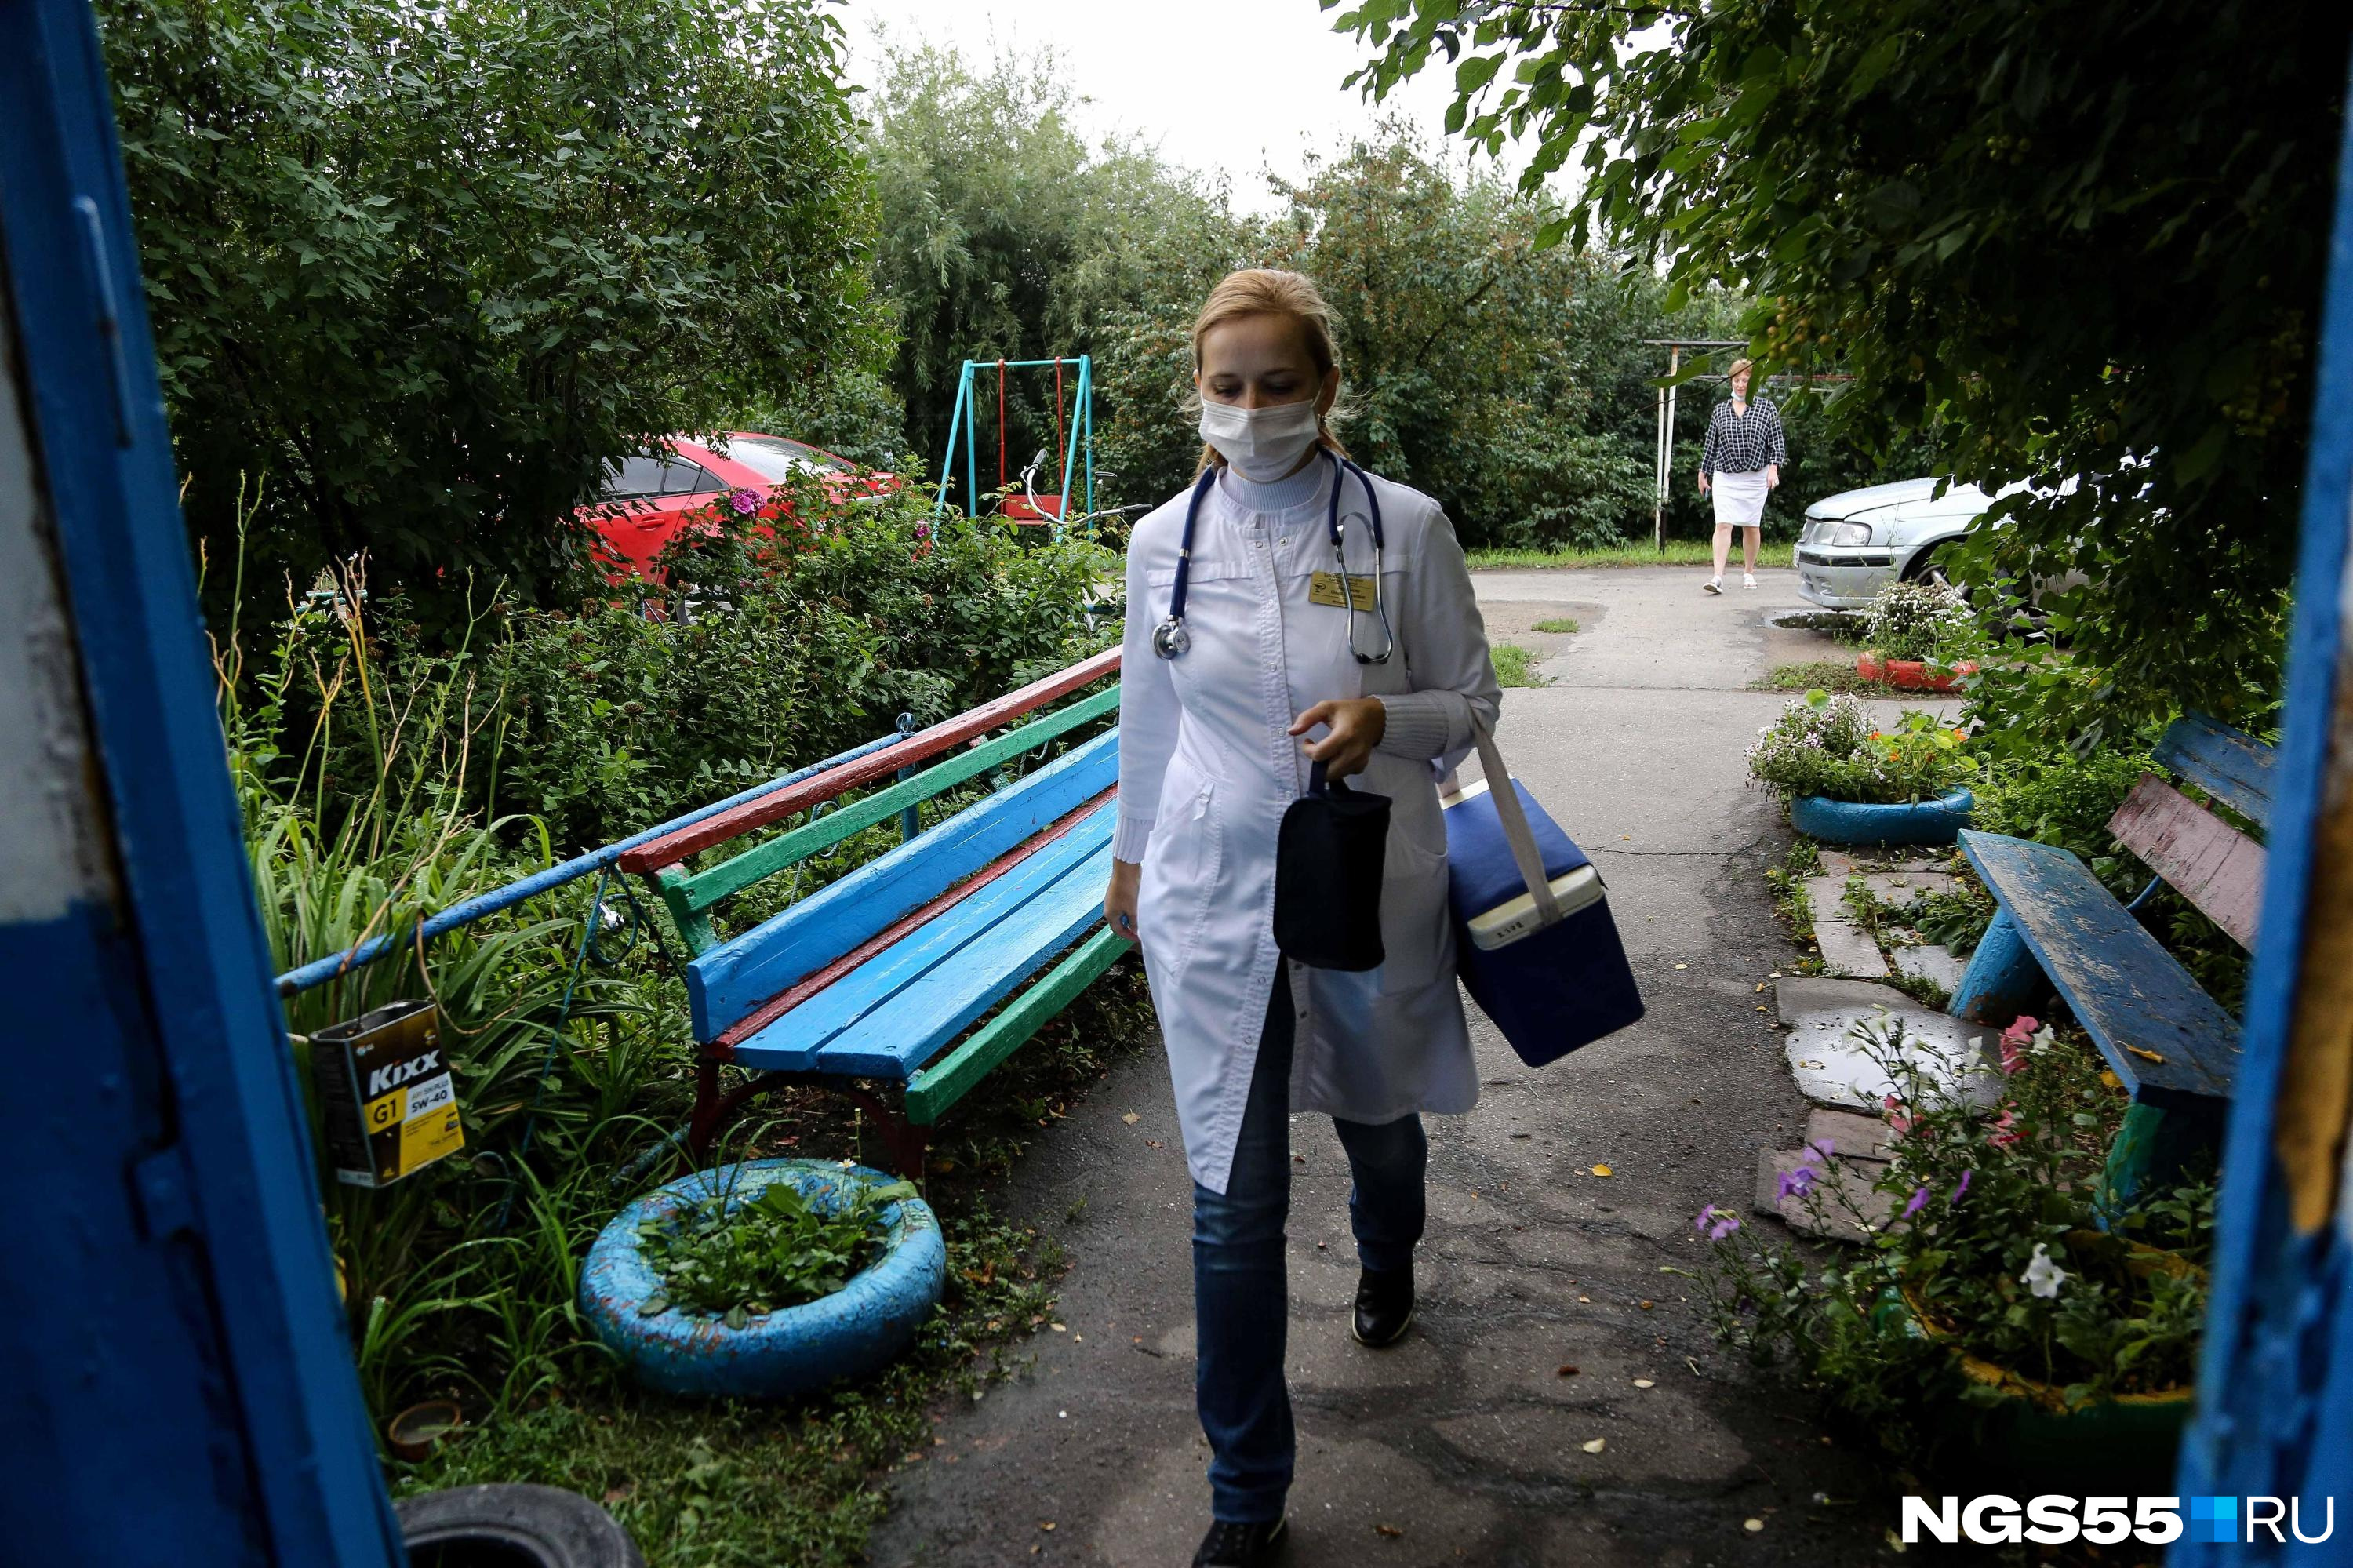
left=1113, top=461, right=1502, bottom=1195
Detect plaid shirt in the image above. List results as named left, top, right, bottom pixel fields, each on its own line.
left=1701, top=398, right=1787, bottom=476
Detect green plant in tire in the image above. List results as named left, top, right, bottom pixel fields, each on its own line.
left=639, top=1177, right=921, bottom=1327
left=1745, top=690, right=1970, bottom=805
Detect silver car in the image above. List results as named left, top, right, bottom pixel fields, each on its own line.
left=1793, top=476, right=1995, bottom=609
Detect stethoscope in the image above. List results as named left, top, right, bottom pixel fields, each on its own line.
left=1153, top=448, right=1395, bottom=665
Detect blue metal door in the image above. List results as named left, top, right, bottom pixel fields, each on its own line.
left=0, top=0, right=402, bottom=1559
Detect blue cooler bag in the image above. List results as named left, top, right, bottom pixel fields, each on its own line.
left=1442, top=722, right=1644, bottom=1067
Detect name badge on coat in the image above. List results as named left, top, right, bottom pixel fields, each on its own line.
left=1308, top=571, right=1377, bottom=611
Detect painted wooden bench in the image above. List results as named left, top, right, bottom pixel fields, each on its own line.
left=1951, top=713, right=2273, bottom=1205
left=616, top=650, right=1128, bottom=1175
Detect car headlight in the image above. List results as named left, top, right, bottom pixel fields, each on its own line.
left=1828, top=522, right=1874, bottom=546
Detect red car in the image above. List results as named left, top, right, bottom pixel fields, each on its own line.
left=580, top=433, right=896, bottom=581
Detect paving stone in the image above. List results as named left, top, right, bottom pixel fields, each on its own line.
left=1889, top=941, right=1969, bottom=991
left=1773, top=976, right=1999, bottom=1111
left=1854, top=869, right=1958, bottom=907
left=1817, top=848, right=1859, bottom=879
left=1804, top=1105, right=1896, bottom=1162
left=1802, top=875, right=1889, bottom=977
left=1753, top=1148, right=1896, bottom=1239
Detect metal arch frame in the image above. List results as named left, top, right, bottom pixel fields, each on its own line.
left=0, top=0, right=400, bottom=1559
left=930, top=355, right=1095, bottom=534
left=2174, top=43, right=2353, bottom=1556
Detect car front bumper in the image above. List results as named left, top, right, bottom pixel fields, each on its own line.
left=1794, top=545, right=1899, bottom=609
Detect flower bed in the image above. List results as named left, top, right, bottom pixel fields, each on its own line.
left=1697, top=1016, right=2212, bottom=1481
left=1747, top=692, right=1974, bottom=839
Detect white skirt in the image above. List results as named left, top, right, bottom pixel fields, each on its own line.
left=1711, top=467, right=1770, bottom=528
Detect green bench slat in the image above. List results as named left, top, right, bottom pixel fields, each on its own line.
left=686, top=729, right=1118, bottom=1041
left=729, top=809, right=1112, bottom=1073
left=2154, top=713, right=2275, bottom=832
left=661, top=682, right=1122, bottom=924
left=907, top=927, right=1128, bottom=1125
left=1959, top=830, right=2241, bottom=1106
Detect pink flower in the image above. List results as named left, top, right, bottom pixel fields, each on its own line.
left=728, top=488, right=762, bottom=515
left=1998, top=1014, right=2040, bottom=1075
left=1883, top=1093, right=1914, bottom=1136
left=1989, top=1107, right=2020, bottom=1148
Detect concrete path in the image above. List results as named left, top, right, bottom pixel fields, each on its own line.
left=873, top=566, right=1919, bottom=1567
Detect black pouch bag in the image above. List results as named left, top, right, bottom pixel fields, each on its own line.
left=1274, top=760, right=1391, bottom=970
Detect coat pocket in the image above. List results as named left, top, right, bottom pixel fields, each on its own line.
left=1375, top=829, right=1450, bottom=995
left=1140, top=774, right=1222, bottom=982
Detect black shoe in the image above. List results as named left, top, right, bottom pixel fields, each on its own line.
left=1351, top=1265, right=1415, bottom=1348
left=1193, top=1516, right=1288, bottom=1566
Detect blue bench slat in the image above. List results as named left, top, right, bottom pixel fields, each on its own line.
left=1960, top=830, right=2241, bottom=1106
left=2154, top=714, right=2275, bottom=832
left=688, top=729, right=1118, bottom=1041
left=806, top=839, right=1116, bottom=1079
left=729, top=809, right=1113, bottom=1073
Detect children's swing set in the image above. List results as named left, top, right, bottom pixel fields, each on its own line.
left=932, top=355, right=1098, bottom=533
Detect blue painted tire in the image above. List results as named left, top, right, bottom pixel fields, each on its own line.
left=1789, top=787, right=1974, bottom=846
left=580, top=1159, right=946, bottom=1399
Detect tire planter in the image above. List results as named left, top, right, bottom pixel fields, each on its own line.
left=1857, top=650, right=1978, bottom=692
left=580, top=1158, right=947, bottom=1399
left=396, top=1483, right=645, bottom=1568
left=1789, top=787, right=1973, bottom=846
left=1904, top=1234, right=2198, bottom=1490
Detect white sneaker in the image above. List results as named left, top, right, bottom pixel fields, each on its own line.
left=1743, top=573, right=1758, bottom=591
left=1703, top=578, right=1723, bottom=595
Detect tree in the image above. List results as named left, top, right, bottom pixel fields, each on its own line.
left=864, top=45, right=1246, bottom=510
left=104, top=0, right=880, bottom=627
left=1335, top=0, right=2351, bottom=744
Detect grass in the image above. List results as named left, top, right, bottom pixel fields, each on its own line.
left=1492, top=643, right=1546, bottom=687
left=1755, top=659, right=1881, bottom=694
left=1465, top=539, right=1797, bottom=570
left=1532, top=616, right=1580, bottom=635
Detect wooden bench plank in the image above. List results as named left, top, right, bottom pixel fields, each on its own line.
left=710, top=786, right=1118, bottom=1052
left=688, top=730, right=1118, bottom=1040
left=729, top=813, right=1112, bottom=1071
left=617, top=648, right=1120, bottom=872
left=666, top=684, right=1121, bottom=919
left=1959, top=831, right=2242, bottom=1106
left=807, top=838, right=1115, bottom=1079
left=906, top=927, right=1128, bottom=1124
left=2154, top=713, right=2275, bottom=831
left=2108, top=774, right=2267, bottom=948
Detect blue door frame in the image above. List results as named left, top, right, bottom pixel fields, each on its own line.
left=0, top=0, right=402, bottom=1559
left=2175, top=45, right=2353, bottom=1561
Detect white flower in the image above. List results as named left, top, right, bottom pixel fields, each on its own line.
left=2029, top=1024, right=2056, bottom=1054
left=2022, top=1242, right=2068, bottom=1299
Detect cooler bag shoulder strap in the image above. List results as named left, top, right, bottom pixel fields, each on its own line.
left=1471, top=716, right=1564, bottom=926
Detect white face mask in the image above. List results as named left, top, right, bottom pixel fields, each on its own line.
left=1198, top=398, right=1322, bottom=482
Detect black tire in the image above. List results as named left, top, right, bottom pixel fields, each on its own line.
left=396, top=1484, right=646, bottom=1568
left=1905, top=538, right=1969, bottom=596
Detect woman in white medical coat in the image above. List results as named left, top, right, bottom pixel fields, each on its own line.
left=1103, top=268, right=1500, bottom=1568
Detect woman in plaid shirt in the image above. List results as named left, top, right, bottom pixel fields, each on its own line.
left=1697, top=358, right=1787, bottom=594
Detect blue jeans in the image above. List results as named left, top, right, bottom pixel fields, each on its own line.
left=1191, top=972, right=1427, bottom=1523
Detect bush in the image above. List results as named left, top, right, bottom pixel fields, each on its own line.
left=484, top=478, right=1117, bottom=850
left=1747, top=691, right=1969, bottom=804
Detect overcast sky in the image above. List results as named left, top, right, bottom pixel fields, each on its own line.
left=838, top=0, right=1524, bottom=213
